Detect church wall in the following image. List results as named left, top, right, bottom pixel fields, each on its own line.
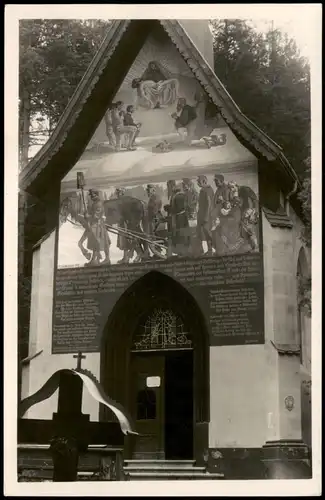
left=23, top=231, right=56, bottom=418
left=261, top=205, right=309, bottom=444
left=209, top=344, right=267, bottom=448
left=22, top=230, right=103, bottom=420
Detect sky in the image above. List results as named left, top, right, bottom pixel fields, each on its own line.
left=252, top=17, right=316, bottom=60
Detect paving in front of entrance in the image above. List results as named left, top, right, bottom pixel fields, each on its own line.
left=123, top=460, right=224, bottom=480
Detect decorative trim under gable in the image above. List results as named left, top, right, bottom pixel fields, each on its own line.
left=21, top=350, right=43, bottom=366
left=19, top=19, right=300, bottom=194
left=271, top=341, right=301, bottom=356
left=32, top=229, right=56, bottom=250
left=262, top=207, right=294, bottom=228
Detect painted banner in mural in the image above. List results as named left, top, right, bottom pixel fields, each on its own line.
left=53, top=32, right=264, bottom=352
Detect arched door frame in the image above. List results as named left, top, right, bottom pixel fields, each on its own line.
left=100, top=271, right=210, bottom=461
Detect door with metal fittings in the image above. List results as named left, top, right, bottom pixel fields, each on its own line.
left=130, top=353, right=165, bottom=459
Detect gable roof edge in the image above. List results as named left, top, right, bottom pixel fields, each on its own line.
left=19, top=20, right=131, bottom=190
left=161, top=20, right=299, bottom=186
left=19, top=19, right=300, bottom=193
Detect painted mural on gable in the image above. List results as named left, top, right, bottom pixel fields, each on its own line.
left=57, top=34, right=259, bottom=269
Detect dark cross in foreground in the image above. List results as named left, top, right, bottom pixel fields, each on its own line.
left=18, top=363, right=126, bottom=481
left=73, top=352, right=86, bottom=370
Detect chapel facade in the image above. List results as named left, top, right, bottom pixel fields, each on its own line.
left=18, top=19, right=312, bottom=479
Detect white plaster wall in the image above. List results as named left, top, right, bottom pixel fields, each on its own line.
left=261, top=205, right=309, bottom=442
left=23, top=231, right=102, bottom=421
left=262, top=208, right=309, bottom=346
left=209, top=344, right=267, bottom=448
left=278, top=355, right=302, bottom=440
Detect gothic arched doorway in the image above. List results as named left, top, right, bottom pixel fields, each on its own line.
left=100, top=271, right=209, bottom=461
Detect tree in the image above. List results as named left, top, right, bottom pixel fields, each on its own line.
left=211, top=20, right=312, bottom=313
left=19, top=19, right=110, bottom=168
left=210, top=19, right=311, bottom=180
left=297, top=157, right=311, bottom=247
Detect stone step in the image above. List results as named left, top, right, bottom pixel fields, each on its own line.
left=124, top=459, right=196, bottom=468
left=127, top=471, right=224, bottom=480
left=124, top=465, right=206, bottom=473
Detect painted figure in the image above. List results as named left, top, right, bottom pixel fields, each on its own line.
left=182, top=178, right=198, bottom=220
left=104, top=106, right=117, bottom=148
left=84, top=189, right=111, bottom=266
left=164, top=180, right=177, bottom=257
left=211, top=179, right=259, bottom=255
left=114, top=187, right=133, bottom=263
left=212, top=174, right=231, bottom=219
left=171, top=98, right=197, bottom=146
left=196, top=175, right=215, bottom=256
left=170, top=184, right=191, bottom=256
left=182, top=178, right=198, bottom=255
left=237, top=184, right=259, bottom=251
left=111, top=101, right=137, bottom=151
left=123, top=105, right=142, bottom=147
left=104, top=194, right=149, bottom=263
left=202, top=132, right=227, bottom=149
left=132, top=61, right=179, bottom=110
left=146, top=184, right=163, bottom=236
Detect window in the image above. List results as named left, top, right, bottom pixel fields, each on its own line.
left=136, top=389, right=156, bottom=420
left=132, top=308, right=192, bottom=352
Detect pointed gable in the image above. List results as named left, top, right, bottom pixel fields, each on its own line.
left=19, top=19, right=299, bottom=196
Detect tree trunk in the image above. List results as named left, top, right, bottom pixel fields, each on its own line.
left=17, top=191, right=27, bottom=407
left=20, top=89, right=31, bottom=169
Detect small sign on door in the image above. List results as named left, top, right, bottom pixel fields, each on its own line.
left=146, top=376, right=161, bottom=388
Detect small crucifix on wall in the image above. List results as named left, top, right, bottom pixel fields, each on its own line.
left=73, top=352, right=86, bottom=371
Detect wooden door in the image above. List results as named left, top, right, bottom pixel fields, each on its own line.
left=130, top=354, right=165, bottom=459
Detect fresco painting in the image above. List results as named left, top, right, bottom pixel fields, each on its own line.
left=58, top=171, right=259, bottom=268
left=57, top=34, right=259, bottom=269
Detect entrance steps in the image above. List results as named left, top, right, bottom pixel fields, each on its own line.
left=123, top=460, right=224, bottom=480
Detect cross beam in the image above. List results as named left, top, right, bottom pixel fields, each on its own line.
left=73, top=352, right=86, bottom=370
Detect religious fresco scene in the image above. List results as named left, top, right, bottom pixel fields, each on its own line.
left=57, top=33, right=260, bottom=268
left=58, top=170, right=259, bottom=268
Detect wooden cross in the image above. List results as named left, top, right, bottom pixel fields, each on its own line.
left=73, top=352, right=86, bottom=370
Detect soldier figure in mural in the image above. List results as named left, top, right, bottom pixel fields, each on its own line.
left=146, top=184, right=163, bottom=236
left=114, top=187, right=133, bottom=264
left=164, top=180, right=177, bottom=257
left=83, top=189, right=111, bottom=266
left=182, top=177, right=198, bottom=255
left=131, top=60, right=179, bottom=110
left=182, top=177, right=198, bottom=221
left=170, top=184, right=191, bottom=257
left=196, top=175, right=215, bottom=256
left=171, top=98, right=198, bottom=146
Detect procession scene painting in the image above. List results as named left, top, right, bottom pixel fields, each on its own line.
left=57, top=33, right=259, bottom=268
